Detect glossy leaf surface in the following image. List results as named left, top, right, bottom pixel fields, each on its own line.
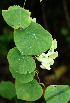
left=15, top=79, right=43, bottom=101
left=14, top=22, right=52, bottom=55
left=7, top=47, right=36, bottom=74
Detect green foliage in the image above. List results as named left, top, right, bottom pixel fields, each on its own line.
left=44, top=85, right=70, bottom=103
left=14, top=22, right=52, bottom=55
left=0, top=81, right=16, bottom=100
left=2, top=5, right=31, bottom=29
left=7, top=47, right=36, bottom=74
left=15, top=79, right=43, bottom=101
left=9, top=66, right=35, bottom=83
left=2, top=5, right=69, bottom=103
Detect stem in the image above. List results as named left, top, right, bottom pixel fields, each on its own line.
left=35, top=70, right=46, bottom=89
left=63, top=0, right=70, bottom=28
left=23, top=0, right=26, bottom=8
left=41, top=0, right=49, bottom=31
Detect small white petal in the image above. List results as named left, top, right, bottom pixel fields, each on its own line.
left=36, top=39, right=58, bottom=70
left=52, top=39, right=57, bottom=49
left=40, top=63, right=51, bottom=70
left=49, top=51, right=58, bottom=59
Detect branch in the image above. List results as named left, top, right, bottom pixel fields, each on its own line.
left=63, top=0, right=70, bottom=27
left=41, top=0, right=49, bottom=31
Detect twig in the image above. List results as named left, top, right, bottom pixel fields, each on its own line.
left=41, top=0, right=49, bottom=31
left=63, top=0, right=70, bottom=27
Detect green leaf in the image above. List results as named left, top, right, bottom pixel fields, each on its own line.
left=0, top=81, right=16, bottom=100
left=15, top=79, right=43, bottom=101
left=9, top=66, right=35, bottom=83
left=2, top=5, right=31, bottom=29
left=14, top=22, right=52, bottom=55
left=44, top=85, right=70, bottom=103
left=7, top=47, right=36, bottom=74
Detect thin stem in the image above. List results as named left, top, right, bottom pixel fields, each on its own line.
left=35, top=70, right=46, bottom=89
left=23, top=0, right=26, bottom=8
left=41, top=0, right=49, bottom=31
left=63, top=0, right=70, bottom=27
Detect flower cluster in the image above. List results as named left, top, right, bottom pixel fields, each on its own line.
left=36, top=39, right=58, bottom=70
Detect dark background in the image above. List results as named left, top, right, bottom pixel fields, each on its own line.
left=0, top=0, right=70, bottom=103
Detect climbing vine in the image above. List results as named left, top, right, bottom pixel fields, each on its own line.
left=1, top=3, right=70, bottom=103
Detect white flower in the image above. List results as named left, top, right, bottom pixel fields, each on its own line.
left=40, top=63, right=51, bottom=70
left=49, top=39, right=57, bottom=52
left=36, top=39, right=58, bottom=70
